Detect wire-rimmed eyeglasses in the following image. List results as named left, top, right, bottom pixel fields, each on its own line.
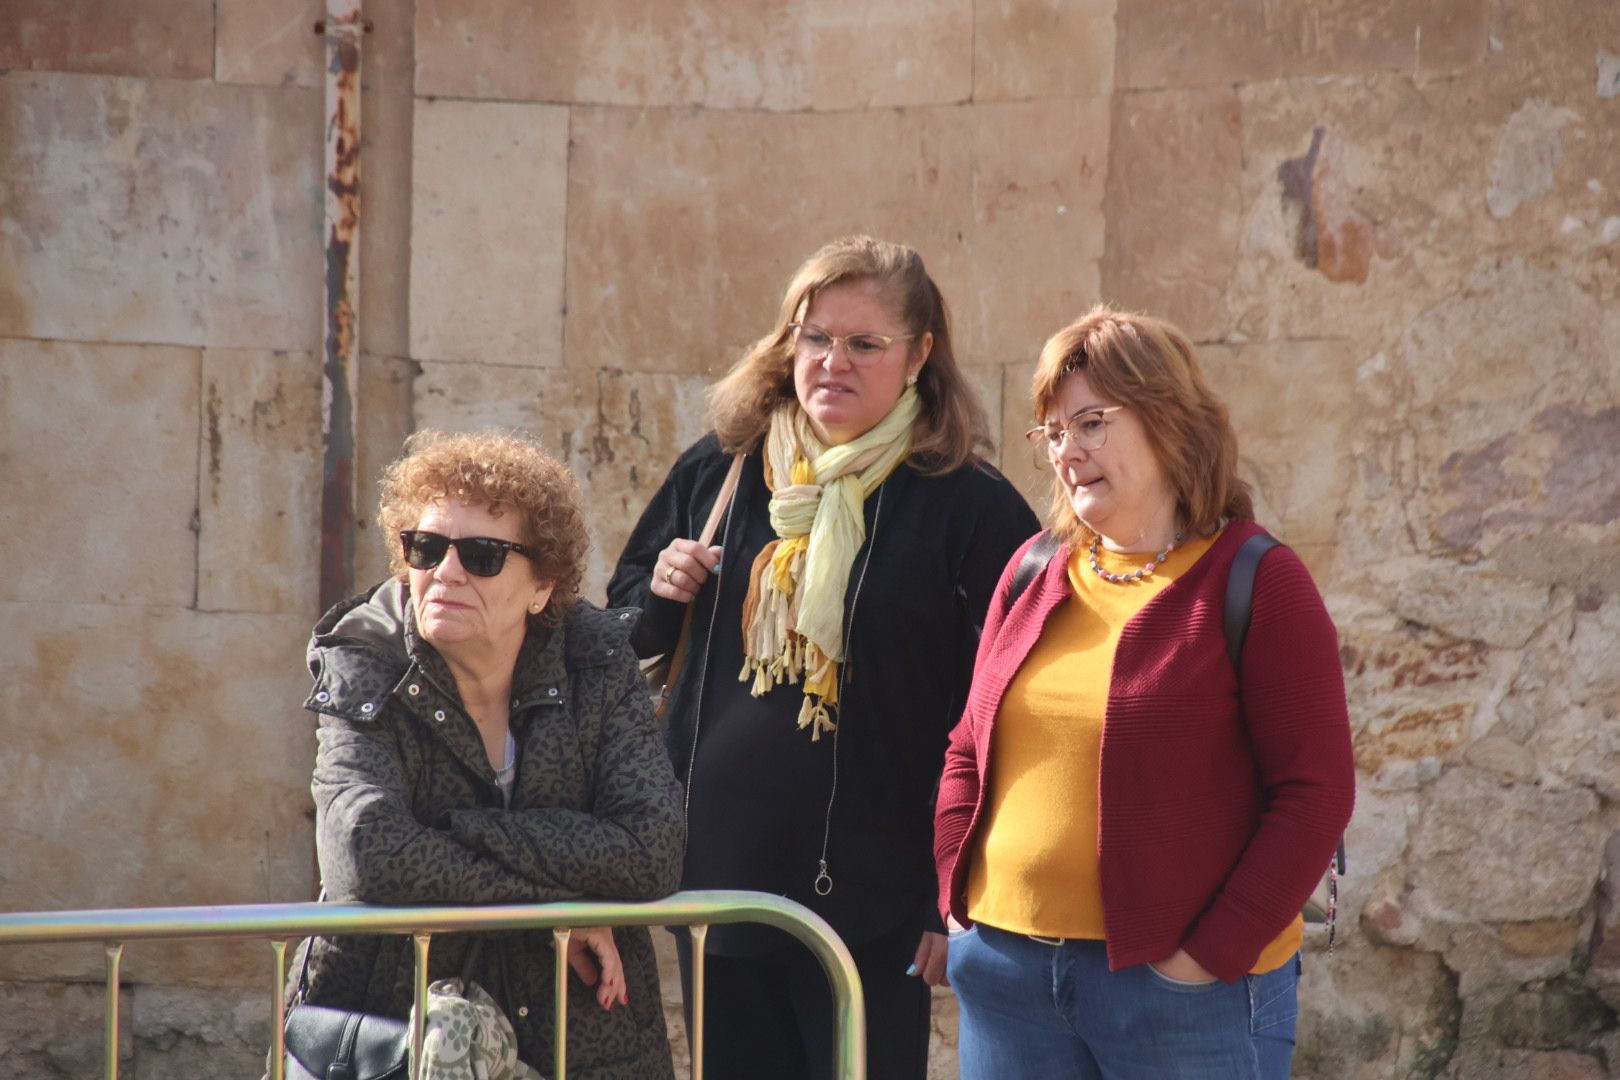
left=1024, top=406, right=1126, bottom=468
left=789, top=322, right=917, bottom=366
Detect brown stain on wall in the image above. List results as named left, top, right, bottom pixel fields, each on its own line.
left=1277, top=125, right=1383, bottom=284
left=1278, top=126, right=1325, bottom=269
left=205, top=378, right=223, bottom=505
left=1354, top=702, right=1472, bottom=771
left=1341, top=635, right=1489, bottom=690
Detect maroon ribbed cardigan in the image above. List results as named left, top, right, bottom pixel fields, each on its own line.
left=934, top=520, right=1355, bottom=982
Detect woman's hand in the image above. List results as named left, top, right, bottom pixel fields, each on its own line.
left=650, top=539, right=724, bottom=604
left=909, top=931, right=950, bottom=987
left=566, top=927, right=629, bottom=1010
left=1149, top=947, right=1216, bottom=984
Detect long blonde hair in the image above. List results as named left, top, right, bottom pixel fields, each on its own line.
left=1030, top=306, right=1253, bottom=544
left=706, top=236, right=991, bottom=475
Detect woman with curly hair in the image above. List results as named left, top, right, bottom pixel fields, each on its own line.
left=608, top=236, right=1038, bottom=1078
left=290, top=429, right=684, bottom=1079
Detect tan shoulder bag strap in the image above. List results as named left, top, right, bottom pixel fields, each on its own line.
left=653, top=452, right=744, bottom=721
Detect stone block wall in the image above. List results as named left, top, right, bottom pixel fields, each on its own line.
left=1, top=2, right=1616, bottom=1077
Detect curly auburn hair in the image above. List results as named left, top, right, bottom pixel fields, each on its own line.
left=376, top=429, right=590, bottom=628
left=705, top=235, right=992, bottom=474
left=1030, top=306, right=1253, bottom=545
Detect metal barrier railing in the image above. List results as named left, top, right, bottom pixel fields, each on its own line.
left=0, top=889, right=866, bottom=1080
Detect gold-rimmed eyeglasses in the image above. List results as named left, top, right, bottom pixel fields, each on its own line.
left=1024, top=406, right=1126, bottom=468
left=789, top=322, right=917, bottom=366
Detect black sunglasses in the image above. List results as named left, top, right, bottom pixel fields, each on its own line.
left=400, top=530, right=533, bottom=578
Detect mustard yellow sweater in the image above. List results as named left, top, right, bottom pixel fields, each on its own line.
left=966, top=534, right=1301, bottom=974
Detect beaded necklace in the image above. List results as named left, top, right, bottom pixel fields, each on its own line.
left=1087, top=531, right=1183, bottom=584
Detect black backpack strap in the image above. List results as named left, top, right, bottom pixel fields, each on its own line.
left=1225, top=530, right=1348, bottom=881
left=1008, top=530, right=1062, bottom=607
left=1224, top=531, right=1280, bottom=669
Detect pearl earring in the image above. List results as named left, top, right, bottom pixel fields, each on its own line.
left=906, top=372, right=918, bottom=387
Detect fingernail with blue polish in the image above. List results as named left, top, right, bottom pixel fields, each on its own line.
left=905, top=963, right=917, bottom=977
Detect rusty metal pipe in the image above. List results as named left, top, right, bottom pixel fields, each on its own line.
left=319, top=0, right=363, bottom=615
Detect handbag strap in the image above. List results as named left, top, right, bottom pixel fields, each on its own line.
left=654, top=452, right=744, bottom=721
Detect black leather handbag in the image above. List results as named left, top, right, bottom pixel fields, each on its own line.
left=281, top=928, right=490, bottom=1080
left=283, top=1003, right=408, bottom=1080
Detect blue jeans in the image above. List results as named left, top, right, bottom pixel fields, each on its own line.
left=949, top=924, right=1299, bottom=1080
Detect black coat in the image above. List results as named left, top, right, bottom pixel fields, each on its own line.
left=607, top=435, right=1038, bottom=952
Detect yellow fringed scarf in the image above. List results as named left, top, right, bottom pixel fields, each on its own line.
left=738, top=390, right=920, bottom=739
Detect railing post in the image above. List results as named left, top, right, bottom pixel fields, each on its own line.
left=103, top=942, right=123, bottom=1080
left=270, top=939, right=289, bottom=1080
left=689, top=924, right=709, bottom=1080
left=552, top=928, right=571, bottom=1080
left=411, top=932, right=431, bottom=1079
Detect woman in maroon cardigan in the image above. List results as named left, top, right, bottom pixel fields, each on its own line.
left=933, top=307, right=1355, bottom=1079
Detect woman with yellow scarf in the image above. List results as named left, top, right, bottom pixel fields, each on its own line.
left=608, top=236, right=1038, bottom=1079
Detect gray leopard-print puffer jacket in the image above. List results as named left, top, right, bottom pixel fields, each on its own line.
left=289, top=580, right=684, bottom=1079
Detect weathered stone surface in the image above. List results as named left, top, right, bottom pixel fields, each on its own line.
left=1499, top=918, right=1585, bottom=959
left=0, top=72, right=322, bottom=350
left=1100, top=86, right=1242, bottom=341
left=359, top=91, right=415, bottom=361
left=1410, top=768, right=1602, bottom=922
left=131, top=985, right=270, bottom=1080
left=214, top=0, right=322, bottom=88
left=998, top=357, right=1051, bottom=515
left=1340, top=621, right=1491, bottom=775
left=410, top=99, right=568, bottom=367
left=216, top=0, right=414, bottom=92
left=959, top=364, right=1008, bottom=467
left=1116, top=0, right=1488, bottom=90
left=355, top=353, right=419, bottom=590
left=0, top=602, right=315, bottom=983
left=1487, top=2, right=1620, bottom=102
left=0, top=981, right=132, bottom=1077
left=565, top=99, right=1108, bottom=376
left=1464, top=736, right=1540, bottom=785
left=1493, top=978, right=1615, bottom=1051
left=1526, top=1052, right=1609, bottom=1080
left=1230, top=64, right=1619, bottom=343
left=415, top=0, right=972, bottom=110
left=0, top=0, right=215, bottom=80
left=197, top=349, right=323, bottom=616
left=1292, top=944, right=1458, bottom=1080
left=1335, top=785, right=1419, bottom=937
left=1392, top=568, right=1554, bottom=650
left=928, top=983, right=960, bottom=1079
left=414, top=363, right=715, bottom=599
left=1591, top=833, right=1620, bottom=985
left=973, top=0, right=1114, bottom=101
left=1487, top=100, right=1581, bottom=220
left=1201, top=339, right=1356, bottom=562
left=1600, top=52, right=1620, bottom=99
left=0, top=340, right=200, bottom=607
left=1381, top=262, right=1620, bottom=562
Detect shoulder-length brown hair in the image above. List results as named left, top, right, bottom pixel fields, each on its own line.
left=376, top=429, right=590, bottom=629
left=706, top=235, right=991, bottom=475
left=1030, top=306, right=1253, bottom=544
